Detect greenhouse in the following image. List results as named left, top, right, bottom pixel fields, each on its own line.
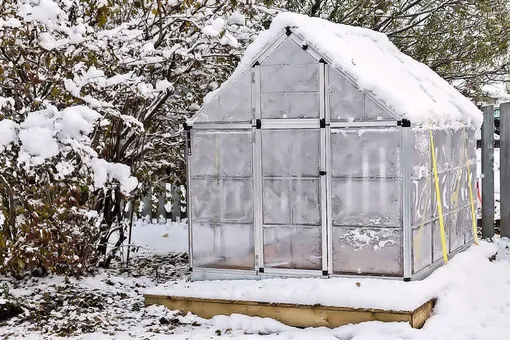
left=184, top=13, right=482, bottom=281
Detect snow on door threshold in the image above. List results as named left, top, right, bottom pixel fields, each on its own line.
left=144, top=242, right=496, bottom=329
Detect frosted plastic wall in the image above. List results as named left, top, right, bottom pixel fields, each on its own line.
left=411, top=128, right=477, bottom=274
left=261, top=129, right=322, bottom=270
left=328, top=68, right=395, bottom=122
left=190, top=130, right=255, bottom=269
left=193, top=71, right=252, bottom=123
left=260, top=40, right=319, bottom=119
left=330, top=128, right=403, bottom=275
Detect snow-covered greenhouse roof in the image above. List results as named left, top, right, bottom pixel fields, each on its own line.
left=192, top=12, right=482, bottom=128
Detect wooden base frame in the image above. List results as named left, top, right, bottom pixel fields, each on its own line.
left=144, top=294, right=435, bottom=329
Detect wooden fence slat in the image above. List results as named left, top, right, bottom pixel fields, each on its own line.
left=481, top=105, right=495, bottom=238
left=500, top=103, right=510, bottom=237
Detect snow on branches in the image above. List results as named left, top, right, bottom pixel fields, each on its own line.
left=0, top=0, right=266, bottom=275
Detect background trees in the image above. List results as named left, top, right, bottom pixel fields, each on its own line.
left=263, top=0, right=510, bottom=99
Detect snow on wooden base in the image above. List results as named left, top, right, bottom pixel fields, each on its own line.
left=144, top=294, right=435, bottom=329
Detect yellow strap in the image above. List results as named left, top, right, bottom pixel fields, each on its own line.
left=429, top=130, right=448, bottom=263
left=464, top=136, right=479, bottom=245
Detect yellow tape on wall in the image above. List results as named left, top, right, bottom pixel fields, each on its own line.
left=429, top=130, right=449, bottom=263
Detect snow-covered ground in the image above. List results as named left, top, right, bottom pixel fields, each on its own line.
left=2, top=221, right=510, bottom=339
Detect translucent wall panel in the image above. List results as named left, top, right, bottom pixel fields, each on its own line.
left=364, top=95, right=394, bottom=120
left=261, top=92, right=319, bottom=118
left=432, top=218, right=450, bottom=262
left=260, top=63, right=319, bottom=119
left=192, top=223, right=254, bottom=269
left=261, top=129, right=322, bottom=270
left=191, top=130, right=252, bottom=177
left=332, top=227, right=402, bottom=275
left=328, top=68, right=364, bottom=121
left=431, top=171, right=450, bottom=216
left=412, top=130, right=431, bottom=179
left=412, top=223, right=432, bottom=273
left=191, top=179, right=253, bottom=223
left=262, top=130, right=320, bottom=177
left=328, top=67, right=395, bottom=121
left=331, top=179, right=401, bottom=227
left=263, top=227, right=322, bottom=270
left=262, top=38, right=316, bottom=66
left=193, top=71, right=252, bottom=123
left=261, top=64, right=318, bottom=93
left=189, top=130, right=254, bottom=269
left=449, top=210, right=465, bottom=251
left=411, top=176, right=432, bottom=226
left=331, top=129, right=400, bottom=178
left=432, top=130, right=453, bottom=172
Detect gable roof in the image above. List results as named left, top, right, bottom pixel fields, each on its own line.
left=195, top=12, right=482, bottom=128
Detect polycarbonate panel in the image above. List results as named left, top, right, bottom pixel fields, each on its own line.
left=432, top=171, right=450, bottom=217
left=332, top=227, right=403, bottom=275
left=467, top=129, right=477, bottom=165
left=449, top=210, right=465, bottom=252
left=412, top=223, right=432, bottom=273
left=262, top=178, right=320, bottom=225
left=262, top=38, right=316, bottom=65
left=433, top=130, right=453, bottom=172
left=261, top=64, right=318, bottom=93
left=331, top=128, right=400, bottom=178
left=263, top=179, right=291, bottom=225
left=191, top=178, right=253, bottom=223
left=411, top=176, right=432, bottom=226
left=192, top=223, right=254, bottom=269
left=191, top=130, right=252, bottom=177
left=292, top=179, right=321, bottom=225
left=331, top=178, right=401, bottom=227
left=452, top=129, right=466, bottom=168
left=261, top=92, right=319, bottom=118
left=263, top=226, right=321, bottom=270
left=328, top=68, right=363, bottom=121
left=432, top=218, right=450, bottom=262
left=459, top=206, right=474, bottom=245
left=411, top=129, right=431, bottom=179
left=193, top=70, right=251, bottom=123
left=449, top=168, right=465, bottom=211
left=191, top=178, right=220, bottom=223
left=262, top=129, right=320, bottom=177
left=364, top=95, right=394, bottom=120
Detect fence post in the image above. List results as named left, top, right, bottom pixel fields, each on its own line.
left=171, top=184, right=182, bottom=222
left=481, top=105, right=495, bottom=238
left=500, top=103, right=510, bottom=237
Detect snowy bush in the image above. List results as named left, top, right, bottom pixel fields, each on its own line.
left=0, top=0, right=266, bottom=275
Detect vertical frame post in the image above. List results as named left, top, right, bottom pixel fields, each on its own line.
left=324, top=65, right=333, bottom=275
left=184, top=124, right=194, bottom=270
left=401, top=119, right=412, bottom=280
left=319, top=61, right=328, bottom=275
left=481, top=105, right=495, bottom=239
left=500, top=103, right=510, bottom=237
left=252, top=65, right=264, bottom=272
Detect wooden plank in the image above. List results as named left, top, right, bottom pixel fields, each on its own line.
left=411, top=299, right=435, bottom=328
left=144, top=294, right=434, bottom=329
left=500, top=102, right=510, bottom=237
left=481, top=105, right=495, bottom=238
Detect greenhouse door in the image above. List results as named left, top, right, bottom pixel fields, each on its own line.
left=256, top=123, right=327, bottom=274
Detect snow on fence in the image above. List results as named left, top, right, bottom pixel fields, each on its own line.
left=138, top=183, right=187, bottom=223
